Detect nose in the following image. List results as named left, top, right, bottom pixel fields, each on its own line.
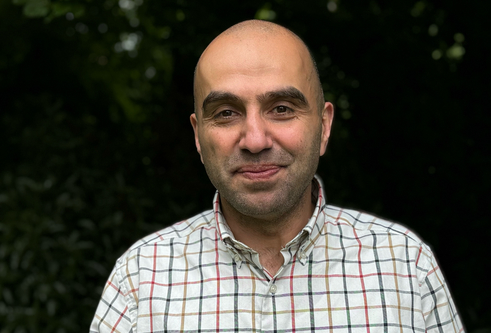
left=238, top=112, right=273, bottom=153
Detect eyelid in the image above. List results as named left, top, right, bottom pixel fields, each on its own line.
left=210, top=108, right=243, bottom=123
left=273, top=105, right=295, bottom=112
left=271, top=99, right=297, bottom=108
left=216, top=104, right=241, bottom=114
left=267, top=105, right=295, bottom=119
left=203, top=103, right=239, bottom=119
left=214, top=109, right=236, bottom=118
left=272, top=103, right=295, bottom=112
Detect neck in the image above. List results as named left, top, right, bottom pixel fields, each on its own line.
left=221, top=183, right=315, bottom=274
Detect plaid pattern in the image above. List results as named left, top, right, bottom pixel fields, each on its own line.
left=91, top=177, right=463, bottom=333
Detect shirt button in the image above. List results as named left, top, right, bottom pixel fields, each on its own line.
left=299, top=252, right=307, bottom=259
left=233, top=254, right=241, bottom=262
left=269, top=284, right=277, bottom=294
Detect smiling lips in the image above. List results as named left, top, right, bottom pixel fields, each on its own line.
left=235, top=165, right=282, bottom=180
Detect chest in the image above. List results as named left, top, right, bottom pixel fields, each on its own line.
left=132, top=245, right=425, bottom=332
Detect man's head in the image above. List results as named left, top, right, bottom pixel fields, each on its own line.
left=191, top=20, right=334, bottom=222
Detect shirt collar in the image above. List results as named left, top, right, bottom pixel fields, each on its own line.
left=214, top=175, right=327, bottom=262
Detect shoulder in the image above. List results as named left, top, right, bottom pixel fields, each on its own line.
left=116, top=209, right=215, bottom=265
left=322, top=205, right=438, bottom=282
left=323, top=204, right=426, bottom=245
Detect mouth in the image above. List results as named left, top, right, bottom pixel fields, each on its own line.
left=234, top=164, right=282, bottom=180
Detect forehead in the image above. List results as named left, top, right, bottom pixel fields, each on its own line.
left=195, top=32, right=314, bottom=106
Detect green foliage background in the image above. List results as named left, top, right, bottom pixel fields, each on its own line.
left=1, top=0, right=489, bottom=331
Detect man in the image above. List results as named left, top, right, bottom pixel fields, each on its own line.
left=91, top=20, right=463, bottom=332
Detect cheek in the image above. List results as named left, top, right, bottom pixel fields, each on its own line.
left=274, top=125, right=316, bottom=153
left=200, top=130, right=236, bottom=158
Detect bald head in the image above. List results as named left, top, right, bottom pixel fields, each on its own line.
left=219, top=19, right=301, bottom=41
left=194, top=20, right=324, bottom=116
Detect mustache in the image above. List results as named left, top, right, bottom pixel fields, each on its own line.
left=225, top=149, right=293, bottom=171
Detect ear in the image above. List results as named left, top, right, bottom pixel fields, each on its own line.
left=190, top=113, right=204, bottom=163
left=319, top=102, right=334, bottom=156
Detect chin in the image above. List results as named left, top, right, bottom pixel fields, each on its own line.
left=229, top=193, right=290, bottom=218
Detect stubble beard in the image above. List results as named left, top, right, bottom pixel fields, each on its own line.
left=202, top=138, right=321, bottom=224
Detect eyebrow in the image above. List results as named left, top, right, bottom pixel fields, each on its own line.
left=202, top=91, right=243, bottom=114
left=201, top=86, right=309, bottom=115
left=257, top=86, right=309, bottom=108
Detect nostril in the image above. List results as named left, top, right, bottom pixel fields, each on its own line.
left=238, top=131, right=273, bottom=154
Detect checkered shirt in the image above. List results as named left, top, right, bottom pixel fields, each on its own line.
left=90, top=177, right=464, bottom=333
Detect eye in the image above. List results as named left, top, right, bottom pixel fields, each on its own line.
left=211, top=109, right=241, bottom=125
left=214, top=109, right=235, bottom=118
left=275, top=106, right=289, bottom=113
left=271, top=105, right=294, bottom=117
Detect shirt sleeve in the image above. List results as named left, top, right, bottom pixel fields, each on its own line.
left=420, top=250, right=465, bottom=333
left=90, top=261, right=135, bottom=333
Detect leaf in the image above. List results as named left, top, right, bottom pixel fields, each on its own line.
left=68, top=3, right=85, bottom=18
left=22, top=0, right=50, bottom=17
left=44, top=3, right=85, bottom=23
left=49, top=2, right=71, bottom=17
